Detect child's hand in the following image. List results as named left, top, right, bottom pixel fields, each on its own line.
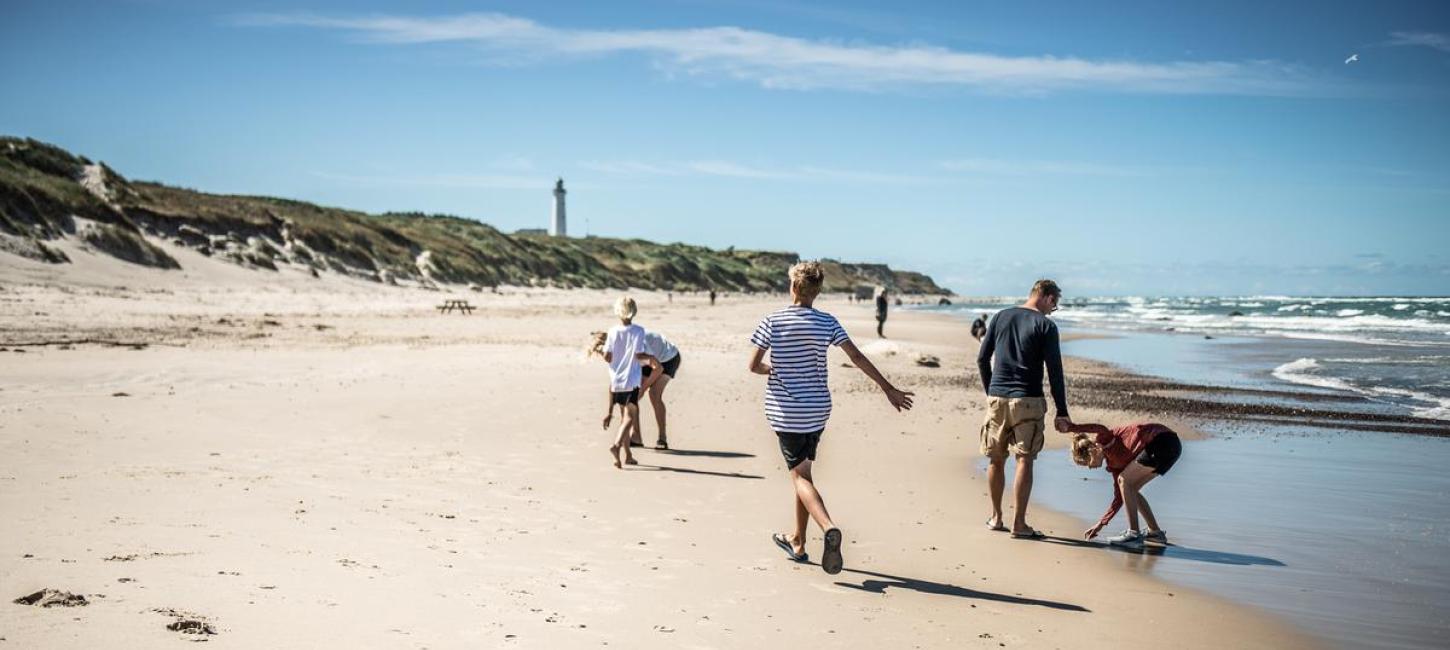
left=885, top=387, right=915, bottom=412
left=1054, top=417, right=1074, bottom=433
left=1083, top=524, right=1103, bottom=540
left=602, top=413, right=613, bottom=430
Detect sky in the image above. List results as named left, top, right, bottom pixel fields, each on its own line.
left=2, top=0, right=1448, bottom=295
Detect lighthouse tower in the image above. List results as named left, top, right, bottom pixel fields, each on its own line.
left=550, top=178, right=567, bottom=237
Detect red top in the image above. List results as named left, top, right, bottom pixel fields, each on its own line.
left=1067, top=422, right=1174, bottom=530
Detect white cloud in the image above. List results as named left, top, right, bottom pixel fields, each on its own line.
left=234, top=12, right=1325, bottom=95
left=311, top=170, right=566, bottom=190
left=491, top=154, right=536, bottom=171
left=939, top=158, right=1152, bottom=177
left=583, top=158, right=937, bottom=184
left=579, top=160, right=684, bottom=176
left=686, top=160, right=791, bottom=179
left=1388, top=31, right=1450, bottom=53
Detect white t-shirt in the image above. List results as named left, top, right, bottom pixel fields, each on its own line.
left=605, top=323, right=646, bottom=391
left=749, top=306, right=850, bottom=433
left=641, top=330, right=679, bottom=364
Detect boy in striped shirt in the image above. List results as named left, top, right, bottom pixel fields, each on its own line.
left=749, top=261, right=914, bottom=574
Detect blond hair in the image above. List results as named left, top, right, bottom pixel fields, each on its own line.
left=1069, top=434, right=1095, bottom=467
left=613, top=296, right=638, bottom=321
left=788, top=261, right=826, bottom=297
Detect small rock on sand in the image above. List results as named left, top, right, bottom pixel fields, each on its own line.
left=13, top=589, right=90, bottom=607
left=154, top=608, right=218, bottom=636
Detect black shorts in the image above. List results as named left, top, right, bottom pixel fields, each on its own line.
left=776, top=430, right=822, bottom=470
left=1136, top=431, right=1181, bottom=475
left=610, top=388, right=640, bottom=406
left=641, top=354, right=682, bottom=380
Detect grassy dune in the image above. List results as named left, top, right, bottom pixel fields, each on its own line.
left=0, top=137, right=948, bottom=294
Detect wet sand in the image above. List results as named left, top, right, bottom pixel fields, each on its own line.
left=0, top=242, right=1316, bottom=648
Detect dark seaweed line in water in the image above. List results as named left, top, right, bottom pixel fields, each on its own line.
left=934, top=366, right=1450, bottom=437
left=1070, top=374, right=1450, bottom=438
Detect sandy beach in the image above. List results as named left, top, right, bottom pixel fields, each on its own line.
left=0, top=242, right=1317, bottom=648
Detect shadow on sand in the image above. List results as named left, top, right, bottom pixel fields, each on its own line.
left=631, top=464, right=765, bottom=480
left=1040, top=536, right=1286, bottom=567
left=833, top=567, right=1090, bottom=612
left=655, top=448, right=756, bottom=459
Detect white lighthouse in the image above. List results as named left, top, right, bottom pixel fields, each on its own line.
left=550, top=178, right=567, bottom=237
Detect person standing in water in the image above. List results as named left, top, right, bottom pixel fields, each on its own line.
left=976, top=280, right=1072, bottom=539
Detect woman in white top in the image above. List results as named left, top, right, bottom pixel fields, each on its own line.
left=629, top=328, right=682, bottom=450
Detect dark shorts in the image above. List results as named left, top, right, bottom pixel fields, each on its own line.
left=1136, top=431, right=1182, bottom=476
left=641, top=353, right=682, bottom=380
left=610, top=388, right=640, bottom=406
left=776, top=430, right=823, bottom=470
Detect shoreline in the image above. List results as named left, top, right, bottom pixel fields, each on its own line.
left=0, top=249, right=1318, bottom=648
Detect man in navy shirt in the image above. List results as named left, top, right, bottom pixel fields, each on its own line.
left=976, top=280, right=1072, bottom=539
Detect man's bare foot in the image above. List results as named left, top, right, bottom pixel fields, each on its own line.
left=609, top=445, right=622, bottom=469
left=624, top=455, right=638, bottom=465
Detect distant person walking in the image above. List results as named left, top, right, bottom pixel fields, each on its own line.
left=709, top=289, right=717, bottom=306
left=874, top=287, right=889, bottom=337
left=750, top=262, right=913, bottom=574
left=971, top=314, right=989, bottom=342
left=976, top=280, right=1071, bottom=539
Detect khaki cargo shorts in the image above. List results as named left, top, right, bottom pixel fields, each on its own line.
left=979, top=396, right=1047, bottom=461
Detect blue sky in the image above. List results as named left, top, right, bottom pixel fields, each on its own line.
left=2, top=0, right=1448, bottom=295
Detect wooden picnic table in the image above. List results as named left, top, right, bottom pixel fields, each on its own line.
left=436, top=299, right=475, bottom=315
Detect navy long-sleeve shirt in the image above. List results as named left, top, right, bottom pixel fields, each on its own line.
left=975, top=307, right=1069, bottom=416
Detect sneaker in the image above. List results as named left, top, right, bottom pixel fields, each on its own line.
left=1108, top=530, right=1144, bottom=547
left=1143, top=530, right=1168, bottom=546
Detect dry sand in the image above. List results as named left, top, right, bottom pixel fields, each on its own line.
left=0, top=240, right=1318, bottom=647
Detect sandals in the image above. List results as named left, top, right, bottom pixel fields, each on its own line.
left=654, top=440, right=669, bottom=451
left=771, top=533, right=808, bottom=562
left=1010, top=527, right=1046, bottom=540
left=986, top=518, right=1008, bottom=532
left=821, top=528, right=844, bottom=575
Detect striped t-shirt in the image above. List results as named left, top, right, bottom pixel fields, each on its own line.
left=749, top=305, right=850, bottom=434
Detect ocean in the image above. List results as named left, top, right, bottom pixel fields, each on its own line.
left=927, top=296, right=1450, bottom=649
left=937, top=296, right=1450, bottom=421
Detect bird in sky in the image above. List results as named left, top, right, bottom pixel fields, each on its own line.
left=1345, top=53, right=1359, bottom=64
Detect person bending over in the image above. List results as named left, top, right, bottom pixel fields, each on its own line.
left=1066, top=421, right=1182, bottom=547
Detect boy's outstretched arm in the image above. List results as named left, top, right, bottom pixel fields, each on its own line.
left=748, top=347, right=771, bottom=376
left=839, top=340, right=914, bottom=411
